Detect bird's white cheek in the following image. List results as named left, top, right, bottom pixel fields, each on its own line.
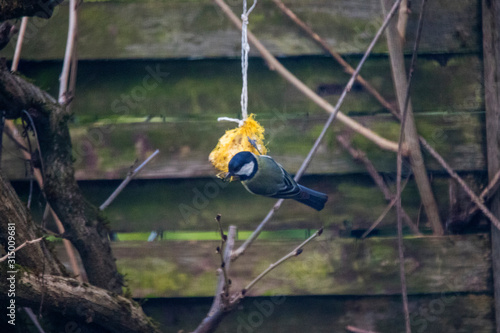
left=236, top=161, right=255, bottom=177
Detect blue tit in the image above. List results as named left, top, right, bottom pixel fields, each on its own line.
left=226, top=151, right=328, bottom=211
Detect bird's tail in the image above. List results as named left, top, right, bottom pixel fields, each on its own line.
left=295, top=185, right=328, bottom=211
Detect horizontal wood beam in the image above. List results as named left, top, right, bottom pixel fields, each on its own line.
left=0, top=0, right=480, bottom=60
left=54, top=234, right=491, bottom=297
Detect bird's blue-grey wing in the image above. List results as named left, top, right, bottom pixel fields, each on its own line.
left=270, top=165, right=302, bottom=199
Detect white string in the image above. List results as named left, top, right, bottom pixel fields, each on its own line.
left=219, top=0, right=257, bottom=127
left=240, top=0, right=257, bottom=122
left=217, top=116, right=244, bottom=126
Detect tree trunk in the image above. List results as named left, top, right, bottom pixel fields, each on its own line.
left=0, top=165, right=160, bottom=333
left=0, top=62, right=123, bottom=294
left=0, top=169, right=64, bottom=275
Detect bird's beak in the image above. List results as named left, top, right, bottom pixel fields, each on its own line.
left=223, top=172, right=239, bottom=182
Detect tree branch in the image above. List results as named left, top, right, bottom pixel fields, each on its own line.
left=100, top=149, right=160, bottom=210
left=194, top=227, right=323, bottom=333
left=193, top=224, right=237, bottom=333
left=0, top=236, right=44, bottom=262
left=242, top=227, right=323, bottom=295
left=271, top=0, right=397, bottom=116
left=58, top=0, right=77, bottom=105
left=0, top=273, right=160, bottom=333
left=0, top=61, right=123, bottom=293
left=382, top=0, right=442, bottom=236
left=336, top=134, right=421, bottom=236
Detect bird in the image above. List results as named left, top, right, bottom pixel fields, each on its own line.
left=225, top=151, right=328, bottom=211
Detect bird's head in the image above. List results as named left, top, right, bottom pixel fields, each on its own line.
left=226, top=151, right=258, bottom=181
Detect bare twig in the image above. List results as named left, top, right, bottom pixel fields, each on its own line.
left=397, top=0, right=409, bottom=41
left=271, top=0, right=396, bottom=116
left=193, top=224, right=236, bottom=333
left=450, top=169, right=500, bottom=223
left=479, top=169, right=500, bottom=202
left=215, top=215, right=230, bottom=300
left=209, top=223, right=236, bottom=315
left=11, top=17, right=28, bottom=72
left=383, top=0, right=442, bottom=236
left=389, top=0, right=430, bottom=331
left=194, top=226, right=322, bottom=333
left=241, top=227, right=323, bottom=295
left=420, top=137, right=500, bottom=229
left=361, top=176, right=411, bottom=239
left=228, top=0, right=404, bottom=259
left=336, top=134, right=420, bottom=236
left=58, top=0, right=78, bottom=105
left=0, top=236, right=45, bottom=262
left=99, top=149, right=160, bottom=210
left=346, top=326, right=380, bottom=333
left=22, top=307, right=46, bottom=333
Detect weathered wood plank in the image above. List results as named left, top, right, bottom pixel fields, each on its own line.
left=144, top=294, right=494, bottom=333
left=53, top=235, right=491, bottom=298
left=12, top=174, right=434, bottom=232
left=482, top=0, right=500, bottom=331
left=15, top=55, right=483, bottom=120
left=1, top=55, right=485, bottom=179
left=16, top=172, right=473, bottom=233
left=2, top=111, right=486, bottom=180
left=0, top=0, right=481, bottom=60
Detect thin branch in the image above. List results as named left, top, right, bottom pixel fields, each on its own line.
left=361, top=176, right=411, bottom=239
left=271, top=0, right=397, bottom=116
left=346, top=326, right=380, bottom=333
left=22, top=307, right=46, bottom=333
left=391, top=0, right=429, bottom=331
left=193, top=224, right=236, bottom=333
left=194, top=227, right=322, bottom=333
left=479, top=169, right=500, bottom=202
left=215, top=215, right=230, bottom=301
left=99, top=149, right=159, bottom=210
left=11, top=17, right=28, bottom=72
left=209, top=223, right=237, bottom=315
left=420, top=136, right=500, bottom=229
left=448, top=169, right=500, bottom=225
left=58, top=0, right=78, bottom=105
left=397, top=0, right=409, bottom=41
left=336, top=134, right=421, bottom=236
left=241, top=227, right=323, bottom=294
left=0, top=236, right=45, bottom=262
left=384, top=0, right=442, bottom=236
left=227, top=0, right=404, bottom=259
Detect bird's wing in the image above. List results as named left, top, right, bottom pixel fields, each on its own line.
left=271, top=164, right=302, bottom=199
left=243, top=155, right=300, bottom=198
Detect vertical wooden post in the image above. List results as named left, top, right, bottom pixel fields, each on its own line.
left=483, top=0, right=500, bottom=331
left=381, top=0, right=443, bottom=235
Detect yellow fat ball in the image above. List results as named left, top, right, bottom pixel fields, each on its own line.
left=209, top=114, right=267, bottom=177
